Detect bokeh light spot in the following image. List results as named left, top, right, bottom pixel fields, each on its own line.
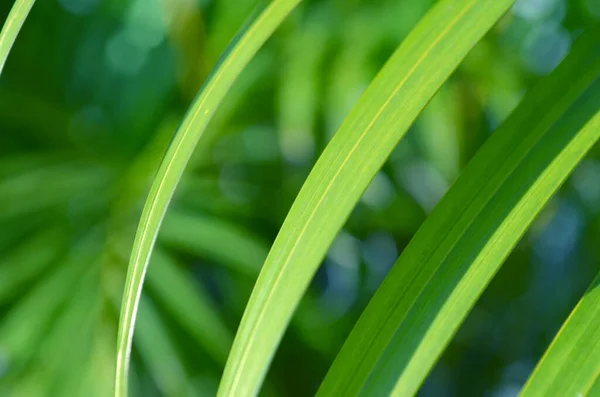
left=522, top=22, right=571, bottom=75
left=361, top=172, right=396, bottom=210
left=513, top=0, right=561, bottom=21
left=57, top=0, right=100, bottom=16
left=105, top=30, right=148, bottom=75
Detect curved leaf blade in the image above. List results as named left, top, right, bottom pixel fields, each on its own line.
left=520, top=272, right=600, bottom=397
left=217, top=1, right=515, bottom=396
left=108, top=267, right=195, bottom=397
left=113, top=237, right=234, bottom=364
left=115, top=1, right=302, bottom=395
left=0, top=0, right=35, bottom=76
left=318, top=27, right=600, bottom=397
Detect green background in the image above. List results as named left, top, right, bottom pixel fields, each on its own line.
left=1, top=0, right=599, bottom=395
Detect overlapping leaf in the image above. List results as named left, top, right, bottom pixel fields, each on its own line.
left=217, top=1, right=516, bottom=395
left=115, top=1, right=303, bottom=395
left=318, top=27, right=600, bottom=397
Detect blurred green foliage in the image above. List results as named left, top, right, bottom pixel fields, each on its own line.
left=0, top=0, right=599, bottom=396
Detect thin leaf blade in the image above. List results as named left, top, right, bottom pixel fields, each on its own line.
left=217, top=1, right=515, bottom=396
left=318, top=27, right=600, bottom=397
left=0, top=0, right=35, bottom=76
left=115, top=1, right=302, bottom=395
left=520, top=273, right=600, bottom=397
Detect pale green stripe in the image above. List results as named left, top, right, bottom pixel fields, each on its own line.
left=0, top=0, right=35, bottom=76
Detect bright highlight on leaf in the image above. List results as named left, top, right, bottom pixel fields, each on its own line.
left=217, top=0, right=516, bottom=396
left=318, top=27, right=600, bottom=397
left=114, top=1, right=303, bottom=396
left=0, top=0, right=35, bottom=76
left=521, top=272, right=600, bottom=397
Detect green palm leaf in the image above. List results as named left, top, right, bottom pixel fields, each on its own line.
left=520, top=272, right=600, bottom=397
left=0, top=0, right=35, bottom=76
left=318, top=27, right=600, bottom=397
left=217, top=1, right=515, bottom=396
left=115, top=1, right=303, bottom=395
